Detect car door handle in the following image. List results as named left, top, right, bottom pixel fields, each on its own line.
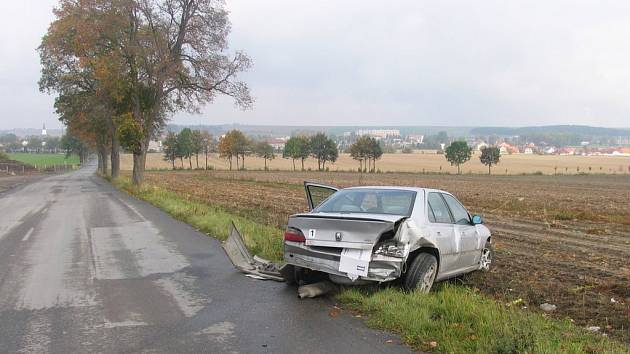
left=437, top=231, right=441, bottom=236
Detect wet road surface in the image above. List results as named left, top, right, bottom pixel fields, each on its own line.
left=0, top=163, right=408, bottom=353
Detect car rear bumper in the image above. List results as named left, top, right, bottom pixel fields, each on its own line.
left=284, top=242, right=404, bottom=283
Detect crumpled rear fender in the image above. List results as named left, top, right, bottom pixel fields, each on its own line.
left=394, top=219, right=439, bottom=265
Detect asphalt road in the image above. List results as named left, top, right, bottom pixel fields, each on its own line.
left=0, top=162, right=409, bottom=354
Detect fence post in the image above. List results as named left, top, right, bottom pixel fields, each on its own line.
left=22, top=165, right=25, bottom=174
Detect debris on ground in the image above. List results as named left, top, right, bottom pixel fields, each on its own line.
left=297, top=281, right=337, bottom=299
left=223, top=223, right=337, bottom=299
left=586, top=326, right=601, bottom=332
left=222, top=222, right=285, bottom=281
left=539, top=303, right=557, bottom=312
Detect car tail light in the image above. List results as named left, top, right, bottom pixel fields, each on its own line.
left=284, top=228, right=305, bottom=242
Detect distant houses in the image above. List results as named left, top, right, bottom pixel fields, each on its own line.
left=142, top=126, right=630, bottom=158
left=499, top=142, right=519, bottom=154
left=265, top=137, right=287, bottom=151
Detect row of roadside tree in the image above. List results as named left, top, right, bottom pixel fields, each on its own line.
left=39, top=0, right=251, bottom=185
left=161, top=128, right=502, bottom=174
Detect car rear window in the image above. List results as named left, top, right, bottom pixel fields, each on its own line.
left=314, top=189, right=416, bottom=216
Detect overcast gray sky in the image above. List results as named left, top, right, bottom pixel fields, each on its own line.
left=2, top=0, right=630, bottom=130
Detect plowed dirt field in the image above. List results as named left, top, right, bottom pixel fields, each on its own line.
left=134, top=170, right=630, bottom=341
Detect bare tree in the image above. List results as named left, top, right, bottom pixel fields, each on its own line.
left=125, top=0, right=253, bottom=184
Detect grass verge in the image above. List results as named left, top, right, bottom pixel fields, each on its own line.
left=7, top=152, right=80, bottom=166
left=110, top=176, right=628, bottom=353
left=338, top=285, right=627, bottom=353
left=113, top=177, right=283, bottom=262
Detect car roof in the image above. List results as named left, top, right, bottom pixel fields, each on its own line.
left=343, top=186, right=448, bottom=195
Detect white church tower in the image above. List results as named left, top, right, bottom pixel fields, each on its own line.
left=42, top=123, right=47, bottom=137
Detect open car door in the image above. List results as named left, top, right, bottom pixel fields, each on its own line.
left=304, top=181, right=338, bottom=211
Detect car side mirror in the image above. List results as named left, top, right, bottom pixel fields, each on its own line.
left=472, top=215, right=483, bottom=225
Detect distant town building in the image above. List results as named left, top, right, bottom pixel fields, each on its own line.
left=355, top=129, right=400, bottom=139
left=266, top=138, right=286, bottom=151
left=42, top=123, right=47, bottom=137
left=543, top=147, right=557, bottom=154
left=558, top=147, right=576, bottom=155
left=407, top=134, right=424, bottom=144
left=498, top=142, right=519, bottom=154
left=148, top=140, right=163, bottom=153
left=474, top=141, right=488, bottom=151
left=612, top=147, right=630, bottom=156
left=616, top=136, right=630, bottom=145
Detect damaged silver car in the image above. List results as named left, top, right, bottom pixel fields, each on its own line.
left=282, top=182, right=493, bottom=292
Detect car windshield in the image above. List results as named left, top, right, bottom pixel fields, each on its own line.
left=314, top=189, right=416, bottom=216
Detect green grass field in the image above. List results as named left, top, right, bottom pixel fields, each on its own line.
left=111, top=175, right=627, bottom=353
left=7, top=153, right=80, bottom=166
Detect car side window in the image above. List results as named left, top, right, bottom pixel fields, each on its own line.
left=442, top=194, right=471, bottom=225
left=427, top=192, right=453, bottom=224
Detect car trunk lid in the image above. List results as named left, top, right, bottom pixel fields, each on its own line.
left=288, top=212, right=406, bottom=250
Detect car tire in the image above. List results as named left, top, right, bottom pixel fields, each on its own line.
left=403, top=253, right=438, bottom=293
left=281, top=265, right=303, bottom=285
left=479, top=242, right=493, bottom=271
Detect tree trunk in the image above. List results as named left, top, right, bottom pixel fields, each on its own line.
left=131, top=135, right=150, bottom=185
left=102, top=150, right=109, bottom=176
left=301, top=158, right=305, bottom=171
left=180, top=157, right=184, bottom=168
left=172, top=158, right=175, bottom=170
left=189, top=157, right=192, bottom=169
left=97, top=151, right=104, bottom=174
left=241, top=154, right=245, bottom=170
left=195, top=154, right=199, bottom=169
left=132, top=151, right=146, bottom=186
left=111, top=134, right=120, bottom=178
left=488, top=164, right=491, bottom=175
left=292, top=158, right=295, bottom=171
left=457, top=164, right=461, bottom=175
left=264, top=158, right=267, bottom=170
left=205, top=151, right=208, bottom=170
left=97, top=144, right=108, bottom=175
left=229, top=156, right=233, bottom=170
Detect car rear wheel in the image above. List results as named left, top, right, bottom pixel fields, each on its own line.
left=479, top=242, right=493, bottom=271
left=281, top=265, right=303, bottom=285
left=403, top=253, right=438, bottom=293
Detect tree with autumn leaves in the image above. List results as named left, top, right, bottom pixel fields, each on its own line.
left=349, top=136, right=383, bottom=172
left=39, top=0, right=252, bottom=185
left=218, top=130, right=251, bottom=170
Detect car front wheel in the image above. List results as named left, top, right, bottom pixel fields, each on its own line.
left=403, top=253, right=438, bottom=293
